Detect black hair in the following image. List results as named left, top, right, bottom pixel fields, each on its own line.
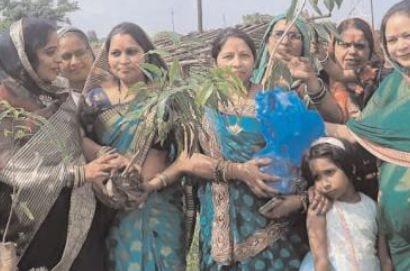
left=22, top=17, right=56, bottom=70
left=211, top=27, right=257, bottom=61
left=106, top=22, right=167, bottom=72
left=334, top=18, right=374, bottom=60
left=380, top=0, right=410, bottom=59
left=58, top=27, right=95, bottom=59
left=301, top=138, right=361, bottom=190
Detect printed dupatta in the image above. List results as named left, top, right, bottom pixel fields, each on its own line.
left=347, top=71, right=410, bottom=167
left=0, top=19, right=95, bottom=270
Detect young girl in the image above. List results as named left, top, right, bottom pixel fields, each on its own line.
left=299, top=137, right=392, bottom=271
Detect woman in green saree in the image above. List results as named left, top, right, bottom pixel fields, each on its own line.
left=346, top=1, right=410, bottom=269
left=305, top=1, right=410, bottom=269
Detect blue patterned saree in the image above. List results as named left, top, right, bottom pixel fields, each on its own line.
left=86, top=87, right=186, bottom=271
left=199, top=107, right=308, bottom=271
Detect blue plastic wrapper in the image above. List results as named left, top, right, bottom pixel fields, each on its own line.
left=253, top=87, right=325, bottom=194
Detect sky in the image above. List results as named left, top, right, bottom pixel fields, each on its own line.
left=69, top=0, right=397, bottom=38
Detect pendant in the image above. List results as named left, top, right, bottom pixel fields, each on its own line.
left=229, top=123, right=243, bottom=135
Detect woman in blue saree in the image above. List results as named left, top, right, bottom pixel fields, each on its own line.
left=193, top=28, right=312, bottom=270
left=82, top=22, right=188, bottom=271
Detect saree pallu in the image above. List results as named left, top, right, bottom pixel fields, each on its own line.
left=348, top=71, right=410, bottom=271
left=0, top=95, right=96, bottom=270
left=199, top=108, right=308, bottom=271
left=91, top=102, right=186, bottom=271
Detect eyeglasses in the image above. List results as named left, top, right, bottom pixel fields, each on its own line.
left=336, top=40, right=368, bottom=50
left=61, top=48, right=91, bottom=61
left=270, top=30, right=302, bottom=41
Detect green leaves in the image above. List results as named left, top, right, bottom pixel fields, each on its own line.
left=309, top=0, right=322, bottom=16
left=334, top=0, right=343, bottom=8
left=121, top=53, right=250, bottom=157
left=195, top=66, right=247, bottom=109
left=311, top=21, right=337, bottom=42
left=307, top=0, right=345, bottom=17
left=268, top=61, right=293, bottom=90
left=286, top=0, right=299, bottom=21
left=168, top=59, right=182, bottom=85
left=0, top=0, right=79, bottom=30
left=324, top=0, right=335, bottom=12
left=139, top=63, right=164, bottom=82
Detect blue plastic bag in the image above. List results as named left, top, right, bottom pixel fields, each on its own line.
left=253, top=87, right=324, bottom=194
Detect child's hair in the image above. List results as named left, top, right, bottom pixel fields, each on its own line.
left=301, top=137, right=362, bottom=190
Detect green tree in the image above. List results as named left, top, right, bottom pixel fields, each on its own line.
left=0, top=0, right=79, bottom=31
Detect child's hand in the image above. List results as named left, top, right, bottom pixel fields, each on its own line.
left=308, top=187, right=332, bottom=215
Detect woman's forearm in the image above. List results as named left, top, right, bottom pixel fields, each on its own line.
left=181, top=153, right=218, bottom=179
left=305, top=77, right=347, bottom=124
left=81, top=134, right=102, bottom=161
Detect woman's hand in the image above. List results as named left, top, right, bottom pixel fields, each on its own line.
left=259, top=194, right=306, bottom=219
left=308, top=187, right=332, bottom=215
left=275, top=49, right=322, bottom=91
left=139, top=151, right=187, bottom=192
left=231, top=158, right=279, bottom=198
left=84, top=153, right=120, bottom=184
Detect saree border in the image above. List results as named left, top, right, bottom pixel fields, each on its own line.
left=200, top=107, right=288, bottom=264
left=348, top=128, right=410, bottom=167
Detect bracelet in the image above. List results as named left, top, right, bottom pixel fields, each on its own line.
left=307, top=78, right=327, bottom=103
left=318, top=51, right=329, bottom=64
left=73, top=165, right=86, bottom=188
left=65, top=165, right=75, bottom=188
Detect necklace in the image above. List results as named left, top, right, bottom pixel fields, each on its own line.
left=225, top=81, right=256, bottom=134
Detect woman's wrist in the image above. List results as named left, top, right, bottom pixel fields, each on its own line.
left=225, top=162, right=241, bottom=181
left=66, top=164, right=86, bottom=187
left=306, top=78, right=327, bottom=103
left=305, top=77, right=323, bottom=95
